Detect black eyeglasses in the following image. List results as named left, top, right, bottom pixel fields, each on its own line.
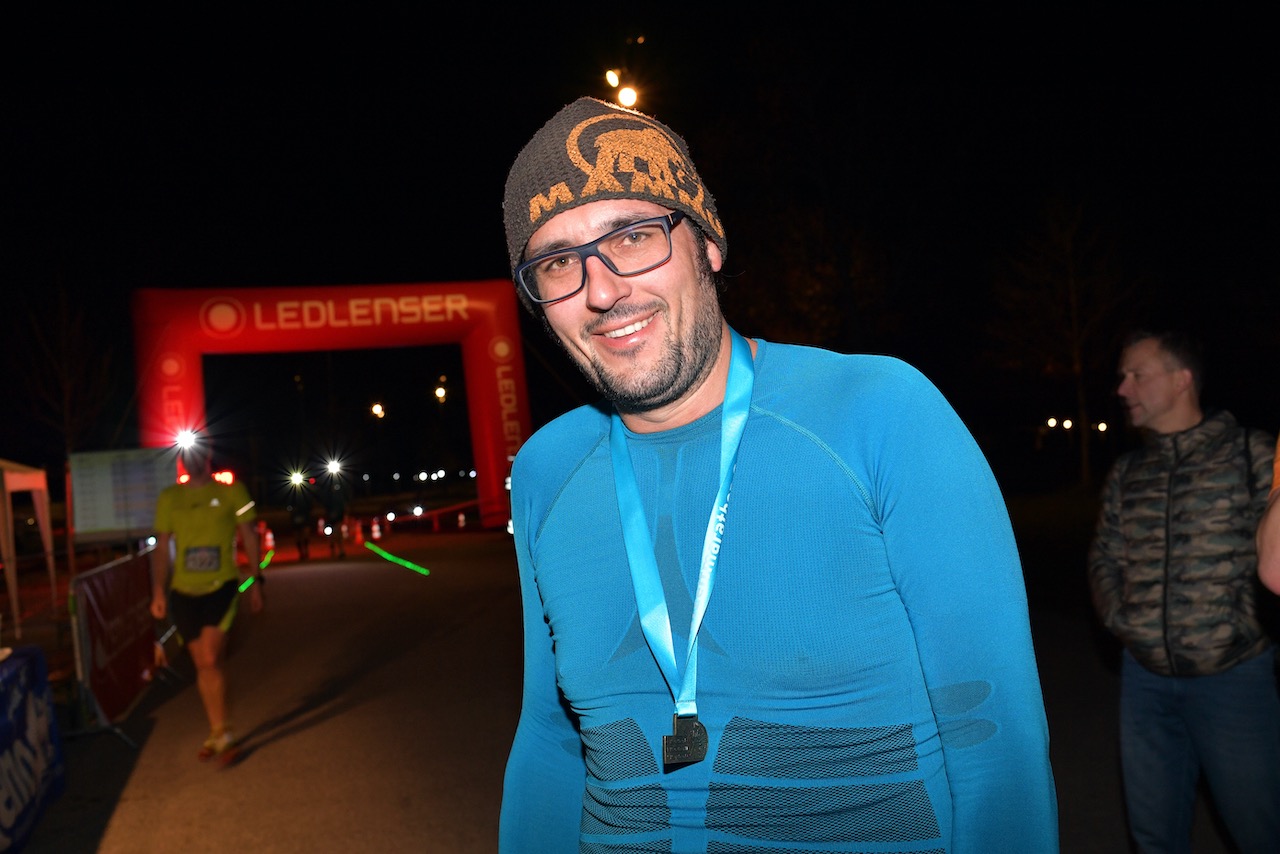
left=514, top=212, right=687, bottom=305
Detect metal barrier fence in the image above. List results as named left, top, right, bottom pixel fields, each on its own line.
left=63, top=548, right=158, bottom=747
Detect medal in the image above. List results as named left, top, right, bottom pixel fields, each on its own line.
left=663, top=714, right=708, bottom=768
left=613, top=331, right=755, bottom=775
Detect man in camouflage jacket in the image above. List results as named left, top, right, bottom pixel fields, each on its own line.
left=1088, top=329, right=1280, bottom=853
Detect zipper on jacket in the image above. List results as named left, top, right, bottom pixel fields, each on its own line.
left=1162, top=435, right=1179, bottom=675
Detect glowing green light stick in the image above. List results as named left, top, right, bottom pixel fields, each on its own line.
left=363, top=541, right=430, bottom=576
left=239, top=549, right=275, bottom=591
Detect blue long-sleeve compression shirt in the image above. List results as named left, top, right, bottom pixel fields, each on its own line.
left=500, top=337, right=1058, bottom=853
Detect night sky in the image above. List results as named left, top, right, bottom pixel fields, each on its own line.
left=4, top=10, right=1277, bottom=498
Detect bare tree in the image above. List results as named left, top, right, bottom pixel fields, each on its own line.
left=724, top=204, right=897, bottom=353
left=10, top=286, right=124, bottom=458
left=5, top=283, right=130, bottom=570
left=985, top=198, right=1145, bottom=485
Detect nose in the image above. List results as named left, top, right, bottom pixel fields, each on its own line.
left=582, top=255, right=632, bottom=311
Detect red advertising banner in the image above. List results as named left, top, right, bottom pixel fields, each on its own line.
left=132, top=280, right=532, bottom=529
left=71, top=552, right=154, bottom=723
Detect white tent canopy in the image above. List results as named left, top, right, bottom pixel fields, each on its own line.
left=0, top=458, right=58, bottom=639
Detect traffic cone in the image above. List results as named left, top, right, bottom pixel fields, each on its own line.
left=371, top=518, right=382, bottom=540
left=354, top=520, right=365, bottom=545
left=265, top=528, right=275, bottom=550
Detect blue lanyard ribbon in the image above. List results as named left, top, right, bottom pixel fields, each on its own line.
left=610, top=329, right=754, bottom=718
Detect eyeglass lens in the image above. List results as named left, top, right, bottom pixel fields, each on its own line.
left=519, top=217, right=675, bottom=303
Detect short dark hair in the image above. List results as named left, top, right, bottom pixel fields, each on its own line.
left=1123, top=329, right=1204, bottom=395
left=179, top=441, right=214, bottom=472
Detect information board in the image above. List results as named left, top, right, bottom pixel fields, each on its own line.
left=69, top=448, right=175, bottom=543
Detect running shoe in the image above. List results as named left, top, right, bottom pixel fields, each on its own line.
left=197, top=729, right=236, bottom=761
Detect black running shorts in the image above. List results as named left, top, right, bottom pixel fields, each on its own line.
left=168, top=580, right=238, bottom=644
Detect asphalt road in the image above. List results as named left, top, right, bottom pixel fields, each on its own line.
left=23, top=532, right=523, bottom=853
left=21, top=526, right=1237, bottom=853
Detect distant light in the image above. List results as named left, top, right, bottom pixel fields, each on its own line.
left=290, top=472, right=304, bottom=486
left=327, top=460, right=341, bottom=474
left=469, top=470, right=477, bottom=479
left=1062, top=419, right=1073, bottom=430
left=177, top=468, right=234, bottom=485
left=362, top=473, right=370, bottom=482
left=392, top=472, right=401, bottom=481
left=605, top=69, right=620, bottom=87
left=618, top=87, right=638, bottom=107
left=371, top=403, right=385, bottom=418
left=1046, top=417, right=1058, bottom=428
left=413, top=505, right=424, bottom=516
left=386, top=511, right=396, bottom=522
left=1097, top=422, right=1108, bottom=433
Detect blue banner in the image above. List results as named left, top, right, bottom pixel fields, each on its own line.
left=0, top=646, right=67, bottom=852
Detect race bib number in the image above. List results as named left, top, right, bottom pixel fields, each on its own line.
left=184, top=546, right=221, bottom=572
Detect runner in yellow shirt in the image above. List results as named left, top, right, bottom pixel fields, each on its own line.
left=151, top=439, right=264, bottom=761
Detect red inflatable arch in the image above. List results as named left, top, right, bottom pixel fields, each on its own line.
left=132, top=280, right=531, bottom=529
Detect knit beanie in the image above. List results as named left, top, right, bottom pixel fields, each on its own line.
left=503, top=97, right=727, bottom=274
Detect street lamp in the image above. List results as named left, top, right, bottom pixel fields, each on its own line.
left=603, top=69, right=639, bottom=107
left=603, top=33, right=646, bottom=107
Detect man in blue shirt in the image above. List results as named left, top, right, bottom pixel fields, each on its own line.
left=498, top=96, right=1058, bottom=853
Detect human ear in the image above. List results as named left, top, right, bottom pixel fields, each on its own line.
left=705, top=238, right=723, bottom=273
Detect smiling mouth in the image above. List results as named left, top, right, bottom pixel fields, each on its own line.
left=603, top=316, right=653, bottom=339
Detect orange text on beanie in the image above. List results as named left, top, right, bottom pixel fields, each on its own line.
left=502, top=96, right=727, bottom=275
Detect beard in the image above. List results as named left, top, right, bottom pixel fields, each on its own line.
left=562, top=249, right=725, bottom=414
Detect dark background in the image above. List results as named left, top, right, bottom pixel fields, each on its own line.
left=4, top=9, right=1277, bottom=503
